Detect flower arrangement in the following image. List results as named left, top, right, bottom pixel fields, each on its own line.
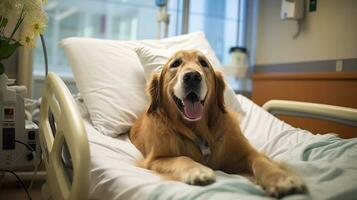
left=0, top=0, right=47, bottom=75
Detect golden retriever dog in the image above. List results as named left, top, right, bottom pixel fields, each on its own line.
left=130, top=50, right=307, bottom=198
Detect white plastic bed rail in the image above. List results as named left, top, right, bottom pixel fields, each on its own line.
left=39, top=72, right=90, bottom=200
left=263, top=100, right=357, bottom=127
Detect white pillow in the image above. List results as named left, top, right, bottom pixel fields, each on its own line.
left=136, top=32, right=222, bottom=79
left=135, top=46, right=243, bottom=115
left=61, top=32, right=237, bottom=137
left=61, top=38, right=147, bottom=137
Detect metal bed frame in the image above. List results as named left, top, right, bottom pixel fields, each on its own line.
left=263, top=100, right=357, bottom=127
left=39, top=73, right=90, bottom=200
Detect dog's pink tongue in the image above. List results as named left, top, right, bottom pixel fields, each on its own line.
left=183, top=100, right=203, bottom=119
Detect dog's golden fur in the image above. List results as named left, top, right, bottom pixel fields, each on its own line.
left=130, top=50, right=307, bottom=198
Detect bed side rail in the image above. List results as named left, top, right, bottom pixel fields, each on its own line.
left=263, top=100, right=357, bottom=127
left=39, top=72, right=90, bottom=200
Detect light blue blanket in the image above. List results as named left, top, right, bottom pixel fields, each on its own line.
left=148, top=134, right=357, bottom=200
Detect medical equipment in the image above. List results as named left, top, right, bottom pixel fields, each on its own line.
left=229, top=47, right=249, bottom=78
left=281, top=0, right=305, bottom=39
left=0, top=75, right=40, bottom=170
left=155, top=0, right=170, bottom=39
left=281, top=0, right=304, bottom=20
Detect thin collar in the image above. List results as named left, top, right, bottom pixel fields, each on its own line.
left=177, top=131, right=212, bottom=165
left=195, top=137, right=211, bottom=165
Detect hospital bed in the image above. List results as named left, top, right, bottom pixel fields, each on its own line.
left=39, top=72, right=357, bottom=200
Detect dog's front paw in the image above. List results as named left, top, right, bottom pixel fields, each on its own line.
left=263, top=172, right=307, bottom=198
left=180, top=166, right=216, bottom=186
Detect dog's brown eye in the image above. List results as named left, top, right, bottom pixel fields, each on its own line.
left=171, top=58, right=182, bottom=68
left=199, top=58, right=208, bottom=68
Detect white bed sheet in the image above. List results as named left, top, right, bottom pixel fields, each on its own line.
left=86, top=95, right=314, bottom=199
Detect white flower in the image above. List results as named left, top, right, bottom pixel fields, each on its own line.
left=32, top=21, right=47, bottom=35
left=23, top=0, right=48, bottom=35
left=21, top=33, right=36, bottom=48
left=0, top=0, right=47, bottom=49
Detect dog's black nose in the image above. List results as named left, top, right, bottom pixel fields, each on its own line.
left=183, top=71, right=202, bottom=86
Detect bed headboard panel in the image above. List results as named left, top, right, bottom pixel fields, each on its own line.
left=252, top=72, right=357, bottom=138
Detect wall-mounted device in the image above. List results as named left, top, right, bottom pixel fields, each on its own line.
left=0, top=75, right=40, bottom=170
left=281, top=0, right=305, bottom=39
left=281, top=0, right=304, bottom=20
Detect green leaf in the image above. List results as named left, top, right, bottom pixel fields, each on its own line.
left=0, top=17, right=8, bottom=28
left=0, top=62, right=4, bottom=75
left=0, top=38, right=21, bottom=60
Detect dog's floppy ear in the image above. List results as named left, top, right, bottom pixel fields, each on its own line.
left=147, top=73, right=161, bottom=113
left=214, top=70, right=227, bottom=113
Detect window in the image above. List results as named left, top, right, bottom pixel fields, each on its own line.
left=33, top=0, right=247, bottom=86
left=33, top=0, right=181, bottom=76
left=189, top=0, right=246, bottom=64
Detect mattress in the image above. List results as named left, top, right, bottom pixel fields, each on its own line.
left=84, top=95, right=357, bottom=200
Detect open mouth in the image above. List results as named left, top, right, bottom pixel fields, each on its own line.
left=172, top=92, right=204, bottom=121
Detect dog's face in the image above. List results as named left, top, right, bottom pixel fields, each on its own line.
left=147, top=50, right=226, bottom=121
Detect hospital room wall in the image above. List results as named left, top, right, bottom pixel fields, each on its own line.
left=251, top=0, right=357, bottom=138
left=255, top=0, right=357, bottom=65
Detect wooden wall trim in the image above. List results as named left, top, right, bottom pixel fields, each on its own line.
left=252, top=71, right=357, bottom=138
left=252, top=72, right=357, bottom=80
